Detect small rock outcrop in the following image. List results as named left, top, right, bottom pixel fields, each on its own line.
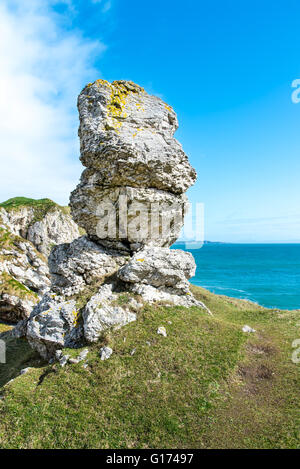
left=19, top=80, right=209, bottom=359
left=26, top=293, right=82, bottom=359
left=83, top=284, right=138, bottom=343
left=0, top=198, right=81, bottom=256
left=0, top=229, right=49, bottom=321
left=0, top=198, right=81, bottom=322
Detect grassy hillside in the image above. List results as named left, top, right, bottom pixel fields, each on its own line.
left=0, top=286, right=299, bottom=449
left=0, top=196, right=85, bottom=247
left=0, top=197, right=70, bottom=222
left=0, top=197, right=58, bottom=210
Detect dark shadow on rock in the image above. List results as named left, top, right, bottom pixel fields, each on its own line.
left=0, top=327, right=46, bottom=388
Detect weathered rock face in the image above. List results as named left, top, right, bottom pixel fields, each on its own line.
left=0, top=230, right=50, bottom=294
left=25, top=283, right=141, bottom=358
left=83, top=284, right=138, bottom=343
left=128, top=283, right=203, bottom=308
left=26, top=209, right=81, bottom=257
left=0, top=227, right=49, bottom=322
left=0, top=198, right=81, bottom=322
left=18, top=80, right=209, bottom=359
left=70, top=185, right=187, bottom=252
left=118, top=247, right=209, bottom=309
left=118, top=247, right=195, bottom=293
left=49, top=236, right=128, bottom=297
left=26, top=293, right=83, bottom=359
left=0, top=200, right=81, bottom=256
left=77, top=80, right=196, bottom=194
left=0, top=292, right=36, bottom=323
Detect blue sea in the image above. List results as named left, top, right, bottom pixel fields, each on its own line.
left=173, top=243, right=300, bottom=310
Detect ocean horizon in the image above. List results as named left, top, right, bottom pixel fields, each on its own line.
left=172, top=242, right=300, bottom=310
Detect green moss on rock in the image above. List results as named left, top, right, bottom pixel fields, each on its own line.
left=0, top=272, right=38, bottom=301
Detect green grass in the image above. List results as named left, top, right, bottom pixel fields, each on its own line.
left=0, top=197, right=70, bottom=223
left=0, top=196, right=85, bottom=236
left=0, top=286, right=299, bottom=449
left=0, top=197, right=56, bottom=210
left=0, top=272, right=38, bottom=301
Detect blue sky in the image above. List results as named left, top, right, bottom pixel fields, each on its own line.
left=0, top=0, right=300, bottom=242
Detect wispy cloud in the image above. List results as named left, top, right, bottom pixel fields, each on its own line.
left=0, top=0, right=106, bottom=205
left=91, top=0, right=112, bottom=12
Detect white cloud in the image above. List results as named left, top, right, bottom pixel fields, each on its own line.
left=0, top=0, right=106, bottom=205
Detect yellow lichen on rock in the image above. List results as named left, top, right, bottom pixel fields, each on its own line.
left=107, top=83, right=130, bottom=119
left=84, top=80, right=146, bottom=133
left=107, top=81, right=144, bottom=125
left=95, top=79, right=111, bottom=88
left=135, top=101, right=145, bottom=112
left=132, top=128, right=143, bottom=138
left=72, top=309, right=80, bottom=327
left=112, top=81, right=144, bottom=94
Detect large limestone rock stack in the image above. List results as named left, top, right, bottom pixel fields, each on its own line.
left=18, top=80, right=209, bottom=360
left=70, top=80, right=196, bottom=251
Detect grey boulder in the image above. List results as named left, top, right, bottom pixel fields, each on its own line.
left=83, top=284, right=137, bottom=343
left=49, top=236, right=127, bottom=296
left=26, top=294, right=83, bottom=359
left=118, top=246, right=196, bottom=293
